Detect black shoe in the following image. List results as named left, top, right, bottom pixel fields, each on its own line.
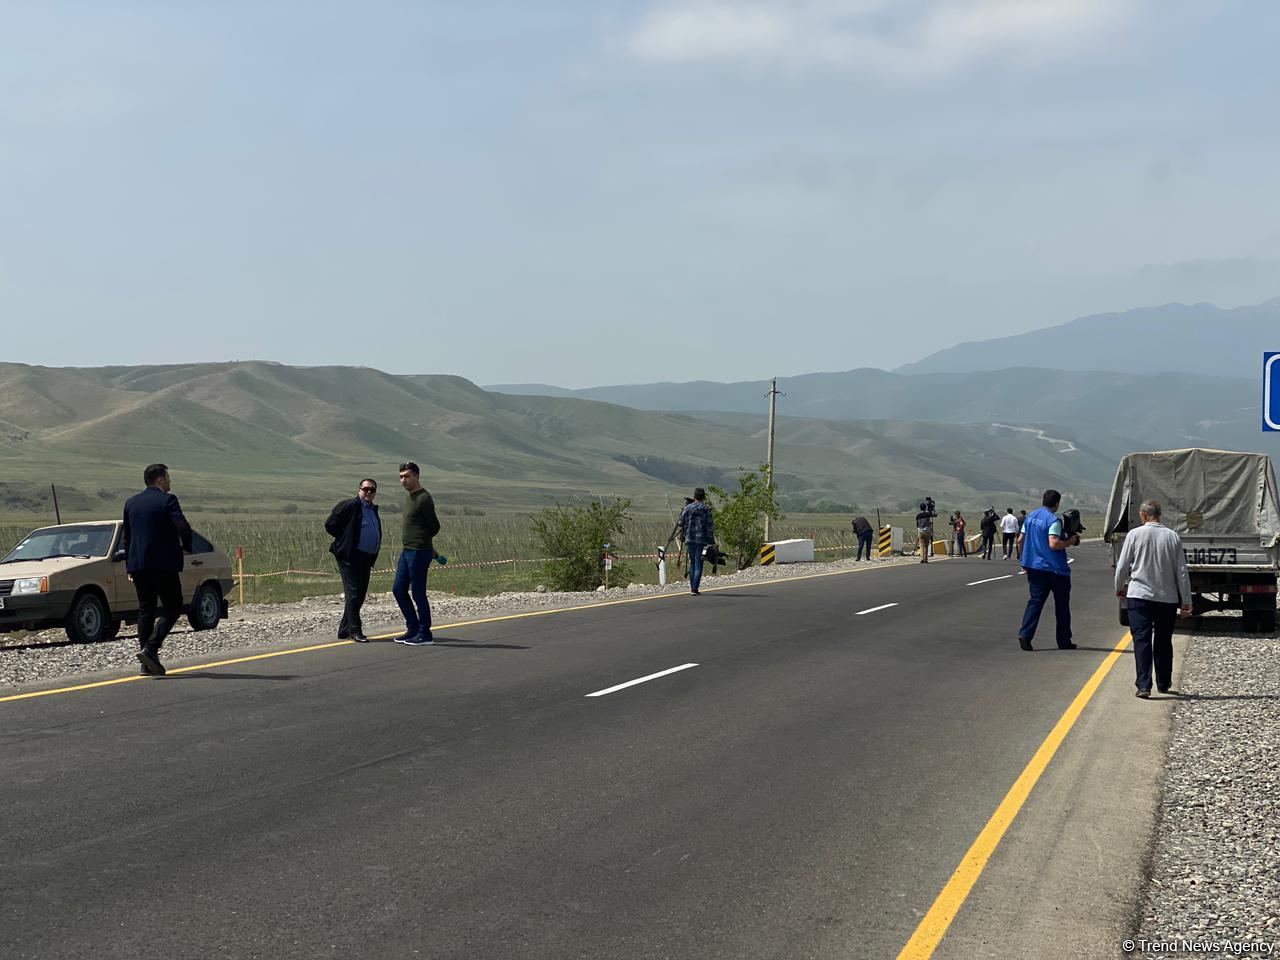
left=137, top=648, right=166, bottom=676
left=1058, top=642, right=1078, bottom=650
left=1157, top=685, right=1170, bottom=694
left=350, top=633, right=369, bottom=643
left=691, top=589, right=700, bottom=595
left=1019, top=636, right=1033, bottom=651
left=1136, top=689, right=1150, bottom=699
left=337, top=629, right=349, bottom=640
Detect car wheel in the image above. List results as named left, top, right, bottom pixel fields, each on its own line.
left=65, top=592, right=110, bottom=644
left=189, top=583, right=222, bottom=631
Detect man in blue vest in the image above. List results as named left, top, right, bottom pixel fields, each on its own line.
left=1015, top=488, right=1081, bottom=651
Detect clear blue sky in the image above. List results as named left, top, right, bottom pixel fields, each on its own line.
left=3, top=1, right=1278, bottom=387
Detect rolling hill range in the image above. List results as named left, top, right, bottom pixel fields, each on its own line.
left=0, top=362, right=1119, bottom=517
left=897, top=297, right=1280, bottom=377
left=487, top=366, right=1273, bottom=458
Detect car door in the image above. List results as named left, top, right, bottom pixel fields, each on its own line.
left=181, top=531, right=216, bottom=603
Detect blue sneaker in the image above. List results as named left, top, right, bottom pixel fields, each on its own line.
left=401, top=634, right=434, bottom=646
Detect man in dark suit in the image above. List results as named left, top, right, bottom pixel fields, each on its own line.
left=325, top=478, right=382, bottom=643
left=121, top=463, right=193, bottom=676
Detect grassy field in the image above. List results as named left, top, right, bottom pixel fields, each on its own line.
left=0, top=507, right=1104, bottom=605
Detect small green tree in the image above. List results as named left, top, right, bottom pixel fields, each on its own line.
left=708, top=466, right=783, bottom=570
left=532, top=498, right=633, bottom=591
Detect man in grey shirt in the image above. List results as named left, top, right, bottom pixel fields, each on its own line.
left=1114, top=499, right=1193, bottom=698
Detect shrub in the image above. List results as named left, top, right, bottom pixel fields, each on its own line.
left=532, top=498, right=632, bottom=591
left=708, top=466, right=782, bottom=570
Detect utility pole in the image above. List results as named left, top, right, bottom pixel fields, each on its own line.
left=764, top=377, right=782, bottom=541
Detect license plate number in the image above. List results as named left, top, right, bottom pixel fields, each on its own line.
left=1185, top=547, right=1238, bottom=564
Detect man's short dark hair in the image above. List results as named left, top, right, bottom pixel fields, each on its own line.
left=1007, top=508, right=1014, bottom=514
left=693, top=487, right=706, bottom=501
left=1042, top=489, right=1062, bottom=509
left=144, top=463, right=168, bottom=486
left=920, top=502, right=927, bottom=511
left=398, top=462, right=420, bottom=476
left=360, top=478, right=377, bottom=490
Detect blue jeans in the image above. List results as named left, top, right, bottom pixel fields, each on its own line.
left=1020, top=569, right=1072, bottom=646
left=1127, top=597, right=1176, bottom=692
left=856, top=531, right=874, bottom=560
left=393, top=548, right=432, bottom=636
left=955, top=532, right=967, bottom=556
left=687, top=542, right=705, bottom=592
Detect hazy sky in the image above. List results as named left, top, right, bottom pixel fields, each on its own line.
left=3, top=1, right=1278, bottom=387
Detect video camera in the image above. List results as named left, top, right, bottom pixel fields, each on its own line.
left=702, top=544, right=728, bottom=569
left=920, top=496, right=936, bottom=518
left=1061, top=509, right=1086, bottom=540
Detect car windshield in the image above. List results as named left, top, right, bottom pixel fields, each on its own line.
left=1, top=526, right=115, bottom=563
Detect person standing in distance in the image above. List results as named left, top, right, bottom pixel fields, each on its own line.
left=915, top=501, right=936, bottom=564
left=851, top=515, right=874, bottom=561
left=677, top=487, right=716, bottom=594
left=1016, top=489, right=1080, bottom=651
left=1016, top=510, right=1028, bottom=560
left=393, top=462, right=441, bottom=645
left=325, top=478, right=382, bottom=643
left=1000, top=508, right=1020, bottom=560
left=121, top=463, right=193, bottom=676
left=980, top=510, right=998, bottom=560
left=1113, top=499, right=1192, bottom=698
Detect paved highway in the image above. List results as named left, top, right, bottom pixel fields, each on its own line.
left=1, top=546, right=1147, bottom=959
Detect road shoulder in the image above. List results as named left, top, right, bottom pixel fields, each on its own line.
left=934, top=633, right=1188, bottom=959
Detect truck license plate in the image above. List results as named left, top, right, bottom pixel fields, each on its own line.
left=1185, top=547, right=1238, bottom=564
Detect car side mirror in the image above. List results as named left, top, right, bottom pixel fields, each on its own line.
left=112, top=548, right=126, bottom=562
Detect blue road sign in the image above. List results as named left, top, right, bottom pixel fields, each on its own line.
left=1266, top=353, right=1280, bottom=432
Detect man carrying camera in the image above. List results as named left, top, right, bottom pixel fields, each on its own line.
left=979, top=509, right=998, bottom=560
left=953, top=510, right=968, bottom=557
left=677, top=487, right=716, bottom=595
left=915, top=499, right=937, bottom=563
left=1016, top=489, right=1080, bottom=651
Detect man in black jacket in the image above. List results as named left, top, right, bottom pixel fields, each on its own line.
left=325, top=478, right=382, bottom=643
left=121, top=463, right=193, bottom=676
left=851, top=515, right=875, bottom=561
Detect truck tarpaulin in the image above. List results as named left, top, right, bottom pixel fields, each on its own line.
left=1104, top=448, right=1280, bottom=547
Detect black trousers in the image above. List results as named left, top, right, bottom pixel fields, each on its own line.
left=981, top=532, right=995, bottom=559
left=1128, top=597, right=1177, bottom=692
left=338, top=552, right=375, bottom=637
left=132, top=571, right=183, bottom=653
left=1002, top=532, right=1017, bottom=557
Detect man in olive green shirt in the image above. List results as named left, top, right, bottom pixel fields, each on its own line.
left=392, top=461, right=442, bottom=645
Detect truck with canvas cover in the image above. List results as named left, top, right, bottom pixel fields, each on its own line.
left=1104, top=448, right=1280, bottom=632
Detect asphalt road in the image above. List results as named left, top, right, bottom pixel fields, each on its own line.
left=1, top=546, right=1134, bottom=959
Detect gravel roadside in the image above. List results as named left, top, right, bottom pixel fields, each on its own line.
left=1137, top=621, right=1280, bottom=945
left=0, top=553, right=919, bottom=688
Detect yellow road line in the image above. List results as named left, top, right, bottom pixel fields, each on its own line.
left=1, top=559, right=925, bottom=706
left=895, top=630, right=1134, bottom=960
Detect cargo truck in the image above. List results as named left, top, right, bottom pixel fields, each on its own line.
left=1104, top=448, right=1280, bottom=632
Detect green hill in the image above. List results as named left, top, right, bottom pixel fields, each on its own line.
left=0, top=361, right=1123, bottom=519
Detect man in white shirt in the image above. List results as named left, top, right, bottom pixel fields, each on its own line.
left=999, top=508, right=1020, bottom=560
left=1114, top=499, right=1193, bottom=698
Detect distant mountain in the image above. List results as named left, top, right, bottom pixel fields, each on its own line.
left=0, top=362, right=1122, bottom=516
left=484, top=366, right=1273, bottom=457
left=896, top=298, right=1280, bottom=377
left=483, top=382, right=578, bottom=398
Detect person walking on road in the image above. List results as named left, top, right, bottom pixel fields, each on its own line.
left=393, top=462, right=441, bottom=645
left=1113, top=499, right=1192, bottom=698
left=121, top=463, right=193, bottom=676
left=325, top=478, right=382, bottom=643
left=916, top=502, right=936, bottom=564
left=678, top=488, right=716, bottom=594
left=852, top=515, right=874, bottom=561
left=1016, top=510, right=1028, bottom=560
left=1000, top=508, right=1020, bottom=560
left=979, top=510, right=998, bottom=560
left=1016, top=489, right=1080, bottom=651
left=953, top=511, right=968, bottom=558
